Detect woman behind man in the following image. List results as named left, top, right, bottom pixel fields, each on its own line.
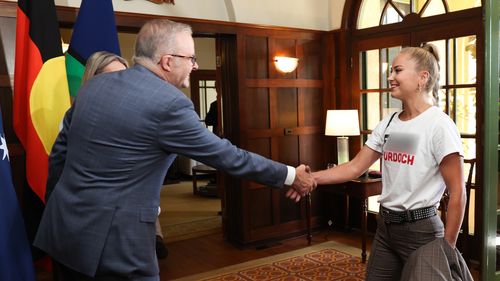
left=81, top=51, right=129, bottom=83
left=313, top=44, right=467, bottom=280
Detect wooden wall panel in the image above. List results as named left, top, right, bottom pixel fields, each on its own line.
left=298, top=39, right=323, bottom=80
left=246, top=138, right=271, bottom=159
left=277, top=136, right=299, bottom=166
left=249, top=188, right=273, bottom=228
left=244, top=88, right=270, bottom=129
left=302, top=88, right=323, bottom=127
left=245, top=36, right=268, bottom=79
left=236, top=30, right=330, bottom=246
left=279, top=188, right=302, bottom=223
left=300, top=134, right=325, bottom=172
left=276, top=88, right=298, bottom=128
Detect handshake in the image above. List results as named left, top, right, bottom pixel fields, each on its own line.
left=286, top=164, right=317, bottom=202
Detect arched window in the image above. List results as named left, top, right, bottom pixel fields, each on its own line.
left=358, top=0, right=482, bottom=29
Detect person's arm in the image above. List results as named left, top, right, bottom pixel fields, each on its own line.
left=312, top=146, right=382, bottom=185
left=440, top=152, right=466, bottom=247
left=157, top=92, right=315, bottom=196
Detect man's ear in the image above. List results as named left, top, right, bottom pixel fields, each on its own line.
left=158, top=55, right=172, bottom=72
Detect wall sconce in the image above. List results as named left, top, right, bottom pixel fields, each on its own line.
left=274, top=56, right=298, bottom=73
left=325, top=109, right=360, bottom=165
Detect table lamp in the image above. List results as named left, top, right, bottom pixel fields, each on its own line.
left=325, top=109, right=360, bottom=165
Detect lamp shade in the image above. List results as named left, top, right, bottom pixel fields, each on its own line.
left=274, top=56, right=299, bottom=73
left=325, top=110, right=360, bottom=136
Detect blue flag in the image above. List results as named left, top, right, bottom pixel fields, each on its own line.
left=65, top=0, right=121, bottom=97
left=0, top=108, right=35, bottom=281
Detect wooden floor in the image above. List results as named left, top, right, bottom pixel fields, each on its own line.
left=36, top=228, right=367, bottom=280
left=159, top=228, right=366, bottom=280
left=36, top=227, right=481, bottom=280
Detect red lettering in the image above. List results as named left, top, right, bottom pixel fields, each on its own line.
left=383, top=151, right=415, bottom=165
left=407, top=155, right=415, bottom=165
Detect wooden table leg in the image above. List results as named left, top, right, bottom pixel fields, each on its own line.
left=361, top=198, right=368, bottom=263
left=306, top=193, right=312, bottom=245
left=345, top=194, right=350, bottom=231
left=192, top=170, right=197, bottom=195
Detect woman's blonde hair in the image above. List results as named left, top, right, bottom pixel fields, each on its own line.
left=399, top=43, right=440, bottom=104
left=81, top=51, right=129, bottom=84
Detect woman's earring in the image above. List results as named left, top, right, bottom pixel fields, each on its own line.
left=417, top=84, right=422, bottom=93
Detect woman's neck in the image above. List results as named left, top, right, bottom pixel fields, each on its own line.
left=400, top=96, right=433, bottom=121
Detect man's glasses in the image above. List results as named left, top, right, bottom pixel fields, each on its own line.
left=168, top=54, right=197, bottom=65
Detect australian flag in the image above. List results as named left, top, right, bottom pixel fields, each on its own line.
left=0, top=108, right=35, bottom=281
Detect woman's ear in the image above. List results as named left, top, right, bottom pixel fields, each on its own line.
left=419, top=71, right=430, bottom=85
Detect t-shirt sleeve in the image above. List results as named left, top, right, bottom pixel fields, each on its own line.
left=365, top=114, right=394, bottom=154
left=432, top=117, right=464, bottom=164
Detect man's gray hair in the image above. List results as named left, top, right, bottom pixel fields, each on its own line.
left=133, top=19, right=192, bottom=64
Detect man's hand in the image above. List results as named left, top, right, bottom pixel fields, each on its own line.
left=286, top=164, right=316, bottom=202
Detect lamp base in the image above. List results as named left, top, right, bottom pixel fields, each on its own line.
left=337, top=136, right=349, bottom=165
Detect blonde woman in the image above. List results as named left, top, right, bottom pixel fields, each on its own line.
left=313, top=44, right=466, bottom=280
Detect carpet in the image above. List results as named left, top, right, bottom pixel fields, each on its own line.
left=173, top=241, right=366, bottom=281
left=159, top=181, right=222, bottom=243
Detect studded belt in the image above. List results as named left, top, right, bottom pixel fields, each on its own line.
left=380, top=205, right=437, bottom=224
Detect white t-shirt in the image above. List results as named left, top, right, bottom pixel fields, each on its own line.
left=365, top=106, right=464, bottom=211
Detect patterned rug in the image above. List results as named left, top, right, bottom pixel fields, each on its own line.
left=173, top=241, right=366, bottom=281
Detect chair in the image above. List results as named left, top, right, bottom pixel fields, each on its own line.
left=439, top=158, right=476, bottom=263
left=459, top=158, right=476, bottom=262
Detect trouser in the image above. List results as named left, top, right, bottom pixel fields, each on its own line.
left=365, top=213, right=445, bottom=281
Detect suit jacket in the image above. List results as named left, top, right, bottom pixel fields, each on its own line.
left=400, top=238, right=473, bottom=281
left=34, top=65, right=288, bottom=280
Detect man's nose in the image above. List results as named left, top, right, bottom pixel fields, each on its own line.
left=192, top=62, right=199, bottom=70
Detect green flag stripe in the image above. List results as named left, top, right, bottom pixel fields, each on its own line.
left=65, top=52, right=85, bottom=97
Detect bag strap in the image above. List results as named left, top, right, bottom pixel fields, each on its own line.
left=383, top=112, right=398, bottom=144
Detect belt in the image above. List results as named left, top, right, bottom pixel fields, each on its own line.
left=380, top=205, right=437, bottom=224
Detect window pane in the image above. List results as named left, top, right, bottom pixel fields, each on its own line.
left=437, top=89, right=450, bottom=114
left=393, top=0, right=411, bottom=16
left=360, top=50, right=380, bottom=90
left=453, top=87, right=477, bottom=135
left=448, top=36, right=477, bottom=85
left=414, top=0, right=429, bottom=14
left=462, top=138, right=476, bottom=166
left=358, top=0, right=386, bottom=29
left=447, top=0, right=481, bottom=12
left=421, top=0, right=446, bottom=17
left=381, top=92, right=402, bottom=117
left=361, top=92, right=380, bottom=130
left=382, top=4, right=402, bottom=25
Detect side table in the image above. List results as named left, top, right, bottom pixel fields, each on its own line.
left=307, top=177, right=382, bottom=262
left=191, top=164, right=217, bottom=195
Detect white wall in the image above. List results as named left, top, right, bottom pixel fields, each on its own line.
left=3, top=0, right=346, bottom=31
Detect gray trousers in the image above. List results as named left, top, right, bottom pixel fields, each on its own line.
left=366, top=214, right=445, bottom=281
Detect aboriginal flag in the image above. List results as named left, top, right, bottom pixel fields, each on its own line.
left=14, top=0, right=71, bottom=202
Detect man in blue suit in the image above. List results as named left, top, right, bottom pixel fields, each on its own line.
left=34, top=19, right=316, bottom=281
